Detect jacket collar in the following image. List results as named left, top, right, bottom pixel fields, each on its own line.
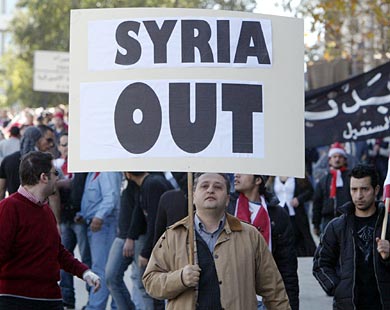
left=338, top=200, right=385, bottom=215
left=171, top=212, right=243, bottom=233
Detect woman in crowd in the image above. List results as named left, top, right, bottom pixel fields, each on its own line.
left=267, top=175, right=316, bottom=257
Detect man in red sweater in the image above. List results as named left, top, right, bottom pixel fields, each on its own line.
left=0, top=151, right=100, bottom=310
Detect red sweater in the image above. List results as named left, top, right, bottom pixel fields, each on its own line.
left=0, top=192, right=89, bottom=299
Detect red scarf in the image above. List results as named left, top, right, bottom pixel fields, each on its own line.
left=236, top=193, right=271, bottom=246
left=329, top=166, right=347, bottom=198
left=61, top=159, right=72, bottom=179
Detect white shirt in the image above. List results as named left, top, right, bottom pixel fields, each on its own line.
left=274, top=177, right=296, bottom=216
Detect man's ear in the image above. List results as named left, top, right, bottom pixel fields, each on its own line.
left=40, top=172, right=49, bottom=183
left=254, top=176, right=262, bottom=186
left=375, top=185, right=380, bottom=197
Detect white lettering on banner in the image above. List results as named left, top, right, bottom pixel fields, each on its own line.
left=79, top=80, right=264, bottom=160
left=88, top=17, right=272, bottom=70
left=343, top=116, right=390, bottom=140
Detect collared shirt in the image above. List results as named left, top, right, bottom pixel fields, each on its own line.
left=17, top=185, right=46, bottom=206
left=80, top=171, right=122, bottom=221
left=194, top=214, right=226, bottom=253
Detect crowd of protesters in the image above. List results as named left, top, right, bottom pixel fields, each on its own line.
left=0, top=105, right=389, bottom=310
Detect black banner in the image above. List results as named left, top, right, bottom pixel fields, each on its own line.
left=305, top=61, right=390, bottom=148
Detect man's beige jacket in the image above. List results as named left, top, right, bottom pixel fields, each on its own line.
left=143, top=213, right=291, bottom=310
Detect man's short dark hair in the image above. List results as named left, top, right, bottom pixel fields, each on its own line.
left=37, top=124, right=54, bottom=135
left=350, top=164, right=379, bottom=189
left=19, top=151, right=53, bottom=186
left=254, top=175, right=267, bottom=195
left=10, top=126, right=20, bottom=137
left=128, top=172, right=146, bottom=177
left=193, top=172, right=230, bottom=194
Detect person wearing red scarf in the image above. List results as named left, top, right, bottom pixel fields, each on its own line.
left=312, top=142, right=352, bottom=236
left=227, top=174, right=299, bottom=310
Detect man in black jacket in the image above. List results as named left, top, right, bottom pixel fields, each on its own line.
left=126, top=172, right=173, bottom=309
left=228, top=174, right=299, bottom=310
left=313, top=164, right=390, bottom=310
left=312, top=142, right=352, bottom=236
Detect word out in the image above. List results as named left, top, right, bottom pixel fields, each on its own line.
left=114, top=82, right=263, bottom=154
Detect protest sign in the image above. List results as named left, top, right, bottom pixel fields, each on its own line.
left=33, top=50, right=69, bottom=93
left=69, top=8, right=304, bottom=177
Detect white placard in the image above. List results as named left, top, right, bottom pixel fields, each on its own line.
left=33, top=50, right=69, bottom=93
left=80, top=79, right=264, bottom=160
left=69, top=8, right=304, bottom=177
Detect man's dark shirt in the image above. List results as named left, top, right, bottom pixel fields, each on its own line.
left=0, top=151, right=21, bottom=195
left=60, top=173, right=87, bottom=223
left=354, top=212, right=381, bottom=309
left=118, top=180, right=144, bottom=239
left=129, top=174, right=172, bottom=259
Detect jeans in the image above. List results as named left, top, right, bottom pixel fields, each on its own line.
left=130, top=234, right=153, bottom=310
left=60, top=221, right=91, bottom=306
left=106, top=237, right=135, bottom=310
left=86, top=216, right=117, bottom=310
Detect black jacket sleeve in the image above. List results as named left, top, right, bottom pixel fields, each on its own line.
left=154, top=189, right=188, bottom=245
left=312, top=221, right=340, bottom=296
left=140, top=176, right=172, bottom=259
left=153, top=194, right=168, bottom=245
left=312, top=176, right=326, bottom=229
left=70, top=173, right=87, bottom=210
left=127, top=187, right=147, bottom=240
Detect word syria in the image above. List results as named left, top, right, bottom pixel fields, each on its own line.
left=114, top=82, right=263, bottom=154
left=115, top=19, right=271, bottom=65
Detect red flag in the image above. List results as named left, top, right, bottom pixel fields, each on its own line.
left=381, top=156, right=390, bottom=239
left=384, top=156, right=390, bottom=202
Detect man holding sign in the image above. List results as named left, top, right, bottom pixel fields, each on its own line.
left=143, top=173, right=290, bottom=310
left=313, top=164, right=390, bottom=310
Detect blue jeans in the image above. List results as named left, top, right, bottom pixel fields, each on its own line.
left=130, top=235, right=153, bottom=310
left=106, top=237, right=135, bottom=310
left=86, top=216, right=117, bottom=310
left=60, top=221, right=91, bottom=306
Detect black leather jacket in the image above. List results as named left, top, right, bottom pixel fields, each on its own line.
left=313, top=201, right=390, bottom=310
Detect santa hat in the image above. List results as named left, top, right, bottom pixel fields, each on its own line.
left=53, top=112, right=64, bottom=119
left=328, top=142, right=347, bottom=158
